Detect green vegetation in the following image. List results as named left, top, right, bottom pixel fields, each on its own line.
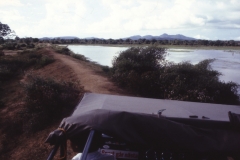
left=0, top=22, right=15, bottom=40
left=0, top=48, right=80, bottom=132
left=0, top=73, right=82, bottom=155
left=40, top=37, right=240, bottom=47
left=21, top=73, right=82, bottom=132
left=0, top=50, right=54, bottom=83
left=0, top=46, right=83, bottom=157
left=0, top=48, right=56, bottom=155
left=110, top=46, right=239, bottom=105
left=0, top=49, right=55, bottom=126
left=54, top=45, right=89, bottom=61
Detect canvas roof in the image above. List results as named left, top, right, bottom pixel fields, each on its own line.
left=46, top=93, right=240, bottom=156
left=73, top=93, right=240, bottom=122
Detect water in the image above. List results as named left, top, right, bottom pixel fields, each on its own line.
left=67, top=45, right=240, bottom=92
left=166, top=49, right=240, bottom=83
left=67, top=45, right=128, bottom=66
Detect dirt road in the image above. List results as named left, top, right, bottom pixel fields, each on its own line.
left=46, top=48, right=126, bottom=95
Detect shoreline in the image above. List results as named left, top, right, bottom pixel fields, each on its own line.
left=57, top=43, right=240, bottom=50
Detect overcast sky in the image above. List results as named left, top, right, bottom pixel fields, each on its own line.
left=0, top=0, right=240, bottom=40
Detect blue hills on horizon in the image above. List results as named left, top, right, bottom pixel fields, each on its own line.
left=40, top=33, right=196, bottom=41
left=124, top=33, right=196, bottom=40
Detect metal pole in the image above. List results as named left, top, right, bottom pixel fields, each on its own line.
left=47, top=144, right=60, bottom=160
left=60, top=140, right=67, bottom=160
left=80, top=130, right=95, bottom=160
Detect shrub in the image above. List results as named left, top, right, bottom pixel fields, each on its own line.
left=70, top=53, right=89, bottom=61
left=2, top=42, right=17, bottom=50
left=110, top=47, right=239, bottom=105
left=55, top=46, right=71, bottom=55
left=18, top=50, right=55, bottom=68
left=0, top=50, right=4, bottom=56
left=36, top=55, right=55, bottom=68
left=22, top=73, right=82, bottom=132
left=55, top=46, right=89, bottom=61
left=102, top=65, right=110, bottom=73
left=27, top=43, right=35, bottom=48
left=0, top=56, right=28, bottom=81
left=20, top=43, right=27, bottom=47
left=0, top=100, right=4, bottom=108
left=111, top=46, right=166, bottom=87
left=0, top=50, right=55, bottom=82
left=159, top=60, right=239, bottom=104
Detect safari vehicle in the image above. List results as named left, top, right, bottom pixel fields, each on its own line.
left=46, top=93, right=240, bottom=160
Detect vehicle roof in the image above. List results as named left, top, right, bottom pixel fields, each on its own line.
left=46, top=93, right=240, bottom=155
left=72, top=93, right=240, bottom=122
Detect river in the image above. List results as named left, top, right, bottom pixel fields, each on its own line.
left=67, top=45, right=240, bottom=92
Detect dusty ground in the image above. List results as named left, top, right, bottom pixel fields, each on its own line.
left=46, top=48, right=127, bottom=95
left=0, top=47, right=130, bottom=160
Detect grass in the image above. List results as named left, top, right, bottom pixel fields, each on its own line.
left=0, top=73, right=83, bottom=157
left=0, top=49, right=55, bottom=84
left=0, top=46, right=84, bottom=158
left=21, top=73, right=83, bottom=132
left=53, top=45, right=89, bottom=61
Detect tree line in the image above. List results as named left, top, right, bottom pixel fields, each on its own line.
left=1, top=21, right=240, bottom=48
left=43, top=38, right=240, bottom=47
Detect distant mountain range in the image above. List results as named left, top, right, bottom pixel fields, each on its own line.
left=40, top=33, right=196, bottom=41
left=124, top=33, right=196, bottom=40
left=41, top=36, right=80, bottom=40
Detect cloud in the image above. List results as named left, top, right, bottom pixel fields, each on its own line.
left=3, top=0, right=240, bottom=39
left=194, top=35, right=210, bottom=40
left=0, top=0, right=22, bottom=7
left=16, top=0, right=90, bottom=37
left=0, top=10, right=24, bottom=23
left=86, top=0, right=240, bottom=34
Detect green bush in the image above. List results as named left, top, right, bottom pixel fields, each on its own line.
left=70, top=53, right=89, bottom=61
left=0, top=57, right=28, bottom=81
left=55, top=46, right=89, bottom=61
left=1, top=42, right=17, bottom=50
left=159, top=60, right=239, bottom=104
left=22, top=73, right=82, bottom=132
left=0, top=50, right=4, bottom=56
left=102, top=65, right=110, bottom=73
left=111, top=46, right=166, bottom=87
left=36, top=55, right=55, bottom=68
left=110, top=46, right=239, bottom=105
left=55, top=46, right=71, bottom=55
left=0, top=100, right=4, bottom=108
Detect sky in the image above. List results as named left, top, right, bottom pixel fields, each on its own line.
left=0, top=0, right=240, bottom=40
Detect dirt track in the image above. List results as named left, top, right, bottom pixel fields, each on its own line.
left=46, top=48, right=126, bottom=95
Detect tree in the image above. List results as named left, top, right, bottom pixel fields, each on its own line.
left=15, top=36, right=20, bottom=41
left=0, top=22, right=15, bottom=39
left=0, top=37, right=4, bottom=44
left=33, top=38, right=39, bottom=43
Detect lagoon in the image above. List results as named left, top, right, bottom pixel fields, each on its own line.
left=67, top=45, right=128, bottom=66
left=67, top=45, right=240, bottom=86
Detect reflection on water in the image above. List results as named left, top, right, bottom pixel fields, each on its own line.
left=166, top=49, right=240, bottom=84
left=68, top=45, right=128, bottom=66
left=68, top=45, right=240, bottom=93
